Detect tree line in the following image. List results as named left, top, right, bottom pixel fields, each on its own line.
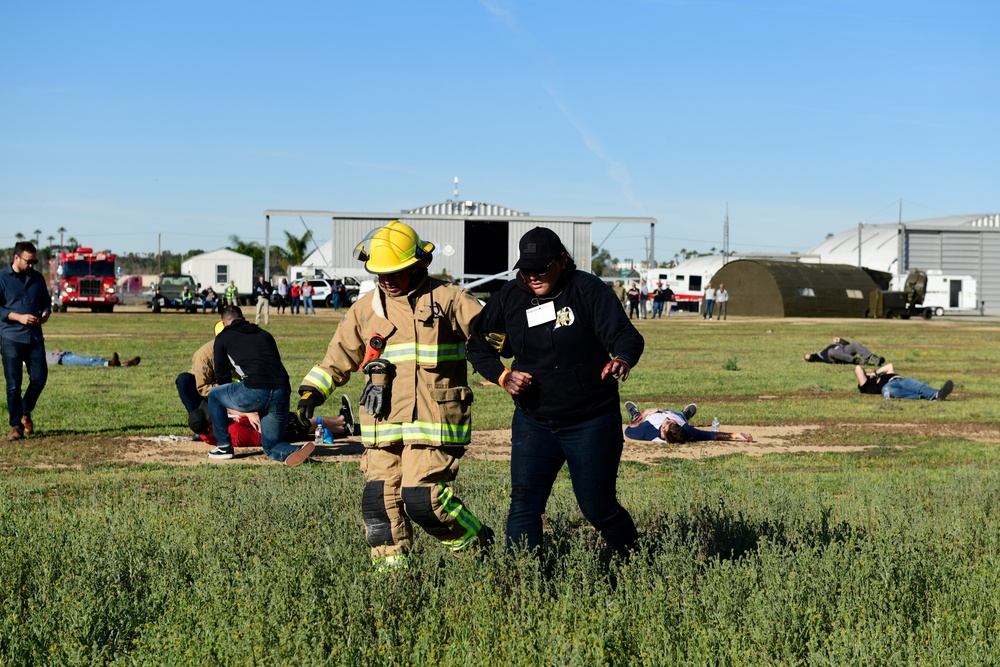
left=7, top=230, right=316, bottom=278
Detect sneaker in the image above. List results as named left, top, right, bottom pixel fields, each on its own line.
left=123, top=356, right=141, bottom=367
left=937, top=380, right=954, bottom=401
left=682, top=403, right=698, bottom=420
left=285, top=442, right=315, bottom=467
left=21, top=413, right=33, bottom=435
left=340, top=394, right=356, bottom=435
left=207, top=446, right=234, bottom=460
left=624, top=401, right=641, bottom=422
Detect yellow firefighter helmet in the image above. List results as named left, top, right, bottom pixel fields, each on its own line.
left=353, top=221, right=435, bottom=274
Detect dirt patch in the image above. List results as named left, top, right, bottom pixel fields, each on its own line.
left=118, top=422, right=1000, bottom=467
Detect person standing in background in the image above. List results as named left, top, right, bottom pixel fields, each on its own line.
left=289, top=281, right=301, bottom=314
left=715, top=284, right=729, bottom=320
left=254, top=275, right=272, bottom=325
left=300, top=280, right=315, bottom=315
left=702, top=283, right=716, bottom=320
left=276, top=278, right=289, bottom=314
left=224, top=281, right=239, bottom=307
left=638, top=279, right=649, bottom=320
left=626, top=283, right=640, bottom=320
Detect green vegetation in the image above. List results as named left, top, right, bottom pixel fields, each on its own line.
left=2, top=312, right=999, bottom=665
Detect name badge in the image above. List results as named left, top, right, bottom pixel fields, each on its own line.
left=526, top=301, right=557, bottom=327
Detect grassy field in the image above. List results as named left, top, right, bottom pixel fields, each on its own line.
left=2, top=310, right=1000, bottom=665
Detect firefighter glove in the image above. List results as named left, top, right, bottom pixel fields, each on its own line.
left=360, top=358, right=394, bottom=418
left=296, top=386, right=324, bottom=425
left=484, top=331, right=512, bottom=357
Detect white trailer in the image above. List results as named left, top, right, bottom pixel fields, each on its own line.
left=890, top=270, right=978, bottom=316
left=645, top=256, right=726, bottom=312
left=181, top=249, right=253, bottom=296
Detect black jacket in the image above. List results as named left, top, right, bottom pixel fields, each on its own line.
left=468, top=267, right=644, bottom=421
left=214, top=319, right=290, bottom=391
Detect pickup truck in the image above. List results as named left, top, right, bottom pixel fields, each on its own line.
left=149, top=273, right=201, bottom=313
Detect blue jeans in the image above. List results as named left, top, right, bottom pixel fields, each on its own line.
left=60, top=352, right=107, bottom=366
left=175, top=372, right=203, bottom=414
left=882, top=377, right=939, bottom=400
left=302, top=296, right=315, bottom=314
left=652, top=302, right=664, bottom=318
left=208, top=383, right=299, bottom=461
left=2, top=337, right=48, bottom=428
left=507, top=407, right=638, bottom=555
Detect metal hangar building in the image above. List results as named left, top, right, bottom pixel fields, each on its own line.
left=266, top=200, right=656, bottom=282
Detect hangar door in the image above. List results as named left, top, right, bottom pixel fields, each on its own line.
left=464, top=220, right=509, bottom=278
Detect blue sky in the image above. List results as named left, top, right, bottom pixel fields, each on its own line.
left=2, top=0, right=997, bottom=265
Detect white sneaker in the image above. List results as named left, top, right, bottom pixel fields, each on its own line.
left=208, top=446, right=234, bottom=460
left=624, top=401, right=641, bottom=422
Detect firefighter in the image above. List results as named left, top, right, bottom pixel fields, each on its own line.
left=296, top=221, right=493, bottom=570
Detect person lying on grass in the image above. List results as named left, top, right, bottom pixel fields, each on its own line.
left=855, top=363, right=954, bottom=401
left=190, top=395, right=358, bottom=447
left=804, top=336, right=884, bottom=366
left=623, top=401, right=753, bottom=443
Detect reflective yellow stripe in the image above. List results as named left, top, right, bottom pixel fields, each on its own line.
left=382, top=342, right=466, bottom=364
left=437, top=484, right=482, bottom=551
left=360, top=420, right=471, bottom=446
left=303, top=366, right=334, bottom=398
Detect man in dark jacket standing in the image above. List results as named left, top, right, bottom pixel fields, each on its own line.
left=1, top=242, right=51, bottom=440
left=467, top=227, right=644, bottom=556
left=207, top=304, right=313, bottom=466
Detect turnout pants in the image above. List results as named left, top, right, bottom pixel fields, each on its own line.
left=360, top=444, right=485, bottom=567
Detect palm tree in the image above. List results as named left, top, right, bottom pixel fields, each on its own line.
left=283, top=229, right=313, bottom=266
left=57, top=226, right=66, bottom=248
left=33, top=229, right=42, bottom=245
left=66, top=237, right=79, bottom=250
left=15, top=232, right=25, bottom=242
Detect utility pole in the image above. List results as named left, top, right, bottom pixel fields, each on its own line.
left=723, top=204, right=730, bottom=264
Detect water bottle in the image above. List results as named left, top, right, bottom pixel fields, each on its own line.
left=315, top=417, right=324, bottom=445
left=712, top=417, right=720, bottom=433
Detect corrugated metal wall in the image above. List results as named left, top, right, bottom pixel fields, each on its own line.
left=507, top=220, right=593, bottom=273
left=329, top=216, right=596, bottom=279
left=906, top=230, right=999, bottom=312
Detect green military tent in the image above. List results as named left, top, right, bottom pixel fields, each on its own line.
left=711, top=259, right=889, bottom=317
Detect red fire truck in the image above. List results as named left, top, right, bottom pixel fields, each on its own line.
left=53, top=247, right=119, bottom=313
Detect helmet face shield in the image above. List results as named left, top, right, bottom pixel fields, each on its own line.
left=352, top=228, right=380, bottom=263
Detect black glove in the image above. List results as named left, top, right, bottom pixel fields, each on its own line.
left=296, top=386, right=325, bottom=426
left=359, top=358, right=393, bottom=418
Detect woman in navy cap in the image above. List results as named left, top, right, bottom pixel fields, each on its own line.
left=468, top=226, right=644, bottom=557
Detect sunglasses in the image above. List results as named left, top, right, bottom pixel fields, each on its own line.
left=519, top=258, right=558, bottom=280
left=17, top=257, right=38, bottom=266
